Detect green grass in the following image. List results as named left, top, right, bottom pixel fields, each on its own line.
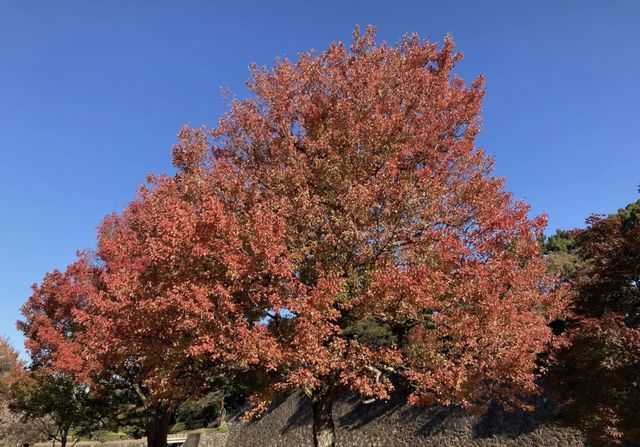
left=188, top=426, right=230, bottom=434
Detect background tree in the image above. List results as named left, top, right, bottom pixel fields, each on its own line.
left=0, top=336, right=46, bottom=447
left=10, top=369, right=110, bottom=447
left=546, top=197, right=640, bottom=445
left=0, top=403, right=47, bottom=447
left=0, top=336, right=22, bottom=396
left=543, top=229, right=585, bottom=282
left=174, top=26, right=568, bottom=447
left=18, top=258, right=170, bottom=446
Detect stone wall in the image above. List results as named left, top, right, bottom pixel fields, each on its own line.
left=197, top=433, right=229, bottom=447
left=183, top=433, right=229, bottom=447
left=225, top=391, right=588, bottom=447
left=34, top=441, right=146, bottom=447
left=32, top=391, right=640, bottom=447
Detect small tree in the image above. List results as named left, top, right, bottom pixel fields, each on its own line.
left=0, top=336, right=22, bottom=393
left=10, top=369, right=109, bottom=447
left=0, top=337, right=47, bottom=447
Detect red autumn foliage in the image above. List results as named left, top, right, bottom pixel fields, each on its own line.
left=168, top=27, right=565, bottom=445
left=199, top=26, right=566, bottom=415
left=88, top=171, right=289, bottom=401
left=19, top=259, right=95, bottom=375
left=548, top=199, right=640, bottom=446
left=20, top=170, right=291, bottom=445
left=551, top=314, right=640, bottom=445
left=20, top=27, right=568, bottom=447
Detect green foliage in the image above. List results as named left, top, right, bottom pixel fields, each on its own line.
left=11, top=369, right=112, bottom=446
left=543, top=229, right=586, bottom=281
left=85, top=430, right=131, bottom=441
left=614, top=199, right=640, bottom=231
left=546, top=250, right=586, bottom=282
left=344, top=316, right=397, bottom=348
left=101, top=388, right=147, bottom=439
left=173, top=392, right=220, bottom=431
left=543, top=229, right=577, bottom=254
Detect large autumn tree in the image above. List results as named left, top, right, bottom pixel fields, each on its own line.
left=21, top=27, right=567, bottom=447
left=546, top=196, right=640, bottom=445
left=172, top=27, right=565, bottom=447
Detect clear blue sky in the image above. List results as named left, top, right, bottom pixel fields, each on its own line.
left=1, top=1, right=639, bottom=353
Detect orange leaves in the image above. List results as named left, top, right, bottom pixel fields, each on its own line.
left=172, top=125, right=210, bottom=174
left=0, top=337, right=24, bottom=396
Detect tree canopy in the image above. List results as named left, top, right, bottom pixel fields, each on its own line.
left=19, top=27, right=568, bottom=447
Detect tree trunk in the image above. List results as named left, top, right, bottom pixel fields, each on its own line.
left=310, top=386, right=336, bottom=447
left=146, top=406, right=173, bottom=447
left=59, top=425, right=69, bottom=447
left=218, top=392, right=228, bottom=430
